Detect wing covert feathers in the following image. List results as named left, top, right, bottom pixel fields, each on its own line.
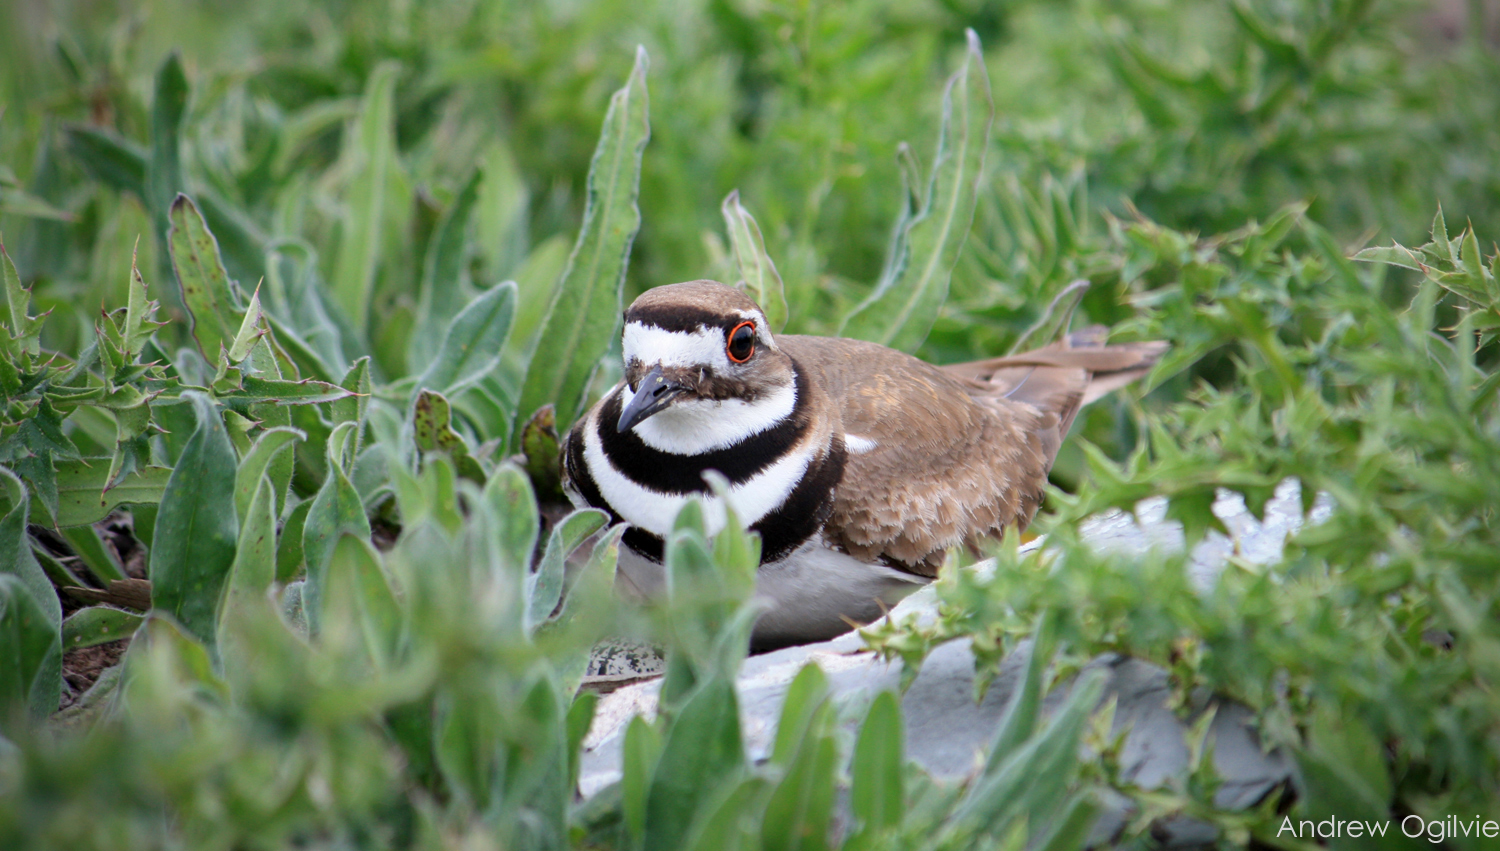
left=781, top=330, right=1164, bottom=577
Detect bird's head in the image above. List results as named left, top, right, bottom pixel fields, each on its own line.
left=615, top=281, right=794, bottom=444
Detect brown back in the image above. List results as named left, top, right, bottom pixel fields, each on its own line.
left=782, top=331, right=1164, bottom=576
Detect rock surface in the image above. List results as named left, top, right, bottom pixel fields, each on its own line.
left=580, top=479, right=1328, bottom=847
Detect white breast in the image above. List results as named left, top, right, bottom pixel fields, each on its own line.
left=582, top=409, right=814, bottom=538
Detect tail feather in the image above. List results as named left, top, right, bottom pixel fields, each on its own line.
left=942, top=327, right=1166, bottom=453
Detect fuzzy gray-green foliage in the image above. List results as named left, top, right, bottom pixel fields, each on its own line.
left=1, top=0, right=1498, bottom=847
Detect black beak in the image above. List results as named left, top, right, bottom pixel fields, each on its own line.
left=617, top=365, right=686, bottom=433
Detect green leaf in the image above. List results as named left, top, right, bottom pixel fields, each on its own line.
left=951, top=669, right=1104, bottom=836
left=499, top=675, right=571, bottom=848
left=411, top=390, right=483, bottom=481
left=760, top=725, right=837, bottom=851
left=233, top=427, right=303, bottom=524
left=770, top=663, right=829, bottom=766
left=231, top=375, right=355, bottom=407
left=223, top=475, right=278, bottom=613
left=483, top=462, right=540, bottom=576
left=1033, top=794, right=1100, bottom=851
left=985, top=611, right=1056, bottom=770
left=1008, top=280, right=1090, bottom=355
left=566, top=691, right=598, bottom=790
left=1164, top=485, right=1227, bottom=546
left=519, top=404, right=563, bottom=502
left=644, top=675, right=744, bottom=851
left=503, top=234, right=571, bottom=368
left=849, top=690, right=905, bottom=839
left=116, top=246, right=161, bottom=359
left=148, top=392, right=239, bottom=649
left=63, top=126, right=147, bottom=199
left=0, top=469, right=61, bottom=724
left=1430, top=205, right=1452, bottom=262
left=515, top=46, right=650, bottom=435
left=41, top=460, right=172, bottom=528
left=721, top=190, right=788, bottom=332
left=331, top=356, right=371, bottom=436
left=411, top=169, right=482, bottom=374
left=1298, top=703, right=1392, bottom=814
left=683, top=776, right=770, bottom=851
left=59, top=525, right=125, bottom=583
left=415, top=280, right=516, bottom=397
left=0, top=236, right=45, bottom=359
left=331, top=62, right=400, bottom=332
left=62, top=605, right=142, bottom=650
left=0, top=575, right=60, bottom=732
left=29, top=539, right=83, bottom=588
left=525, top=508, right=608, bottom=631
left=148, top=53, right=188, bottom=283
left=225, top=286, right=265, bottom=364
left=301, top=425, right=372, bottom=633
left=707, top=472, right=760, bottom=599
left=321, top=534, right=400, bottom=666
left=1352, top=244, right=1424, bottom=272
left=623, top=714, right=663, bottom=846
left=169, top=194, right=241, bottom=361
left=276, top=499, right=311, bottom=584
left=839, top=29, right=993, bottom=352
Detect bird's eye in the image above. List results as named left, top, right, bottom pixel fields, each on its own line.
left=726, top=321, right=756, bottom=363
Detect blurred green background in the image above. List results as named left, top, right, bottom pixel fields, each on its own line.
left=4, top=0, right=1496, bottom=356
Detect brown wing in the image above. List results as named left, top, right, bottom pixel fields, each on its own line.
left=780, top=331, right=1164, bottom=577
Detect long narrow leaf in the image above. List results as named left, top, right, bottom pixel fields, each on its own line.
left=169, top=194, right=241, bottom=361
left=0, top=576, right=60, bottom=732
left=62, top=605, right=142, bottom=651
left=301, top=424, right=372, bottom=633
left=63, top=126, right=146, bottom=198
left=644, top=675, right=745, bottom=851
left=524, top=508, right=608, bottom=632
left=411, top=169, right=482, bottom=373
left=849, top=690, right=905, bottom=839
left=331, top=62, right=400, bottom=332
left=233, top=427, right=303, bottom=523
left=321, top=534, right=400, bottom=666
left=840, top=30, right=993, bottom=352
left=147, top=392, right=239, bottom=650
left=0, top=470, right=61, bottom=724
left=985, top=610, right=1057, bottom=772
left=147, top=53, right=188, bottom=286
left=623, top=714, right=663, bottom=846
left=514, top=46, right=650, bottom=434
left=769, top=663, right=829, bottom=766
left=59, top=525, right=125, bottom=583
left=721, top=190, right=788, bottom=332
left=415, top=281, right=516, bottom=398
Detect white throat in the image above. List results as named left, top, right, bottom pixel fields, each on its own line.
left=621, top=379, right=796, bottom=455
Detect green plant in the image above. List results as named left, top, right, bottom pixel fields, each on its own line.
left=1, top=0, right=1498, bottom=847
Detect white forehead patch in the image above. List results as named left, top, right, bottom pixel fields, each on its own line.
left=623, top=323, right=728, bottom=371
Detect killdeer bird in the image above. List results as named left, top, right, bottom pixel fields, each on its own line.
left=562, top=281, right=1164, bottom=651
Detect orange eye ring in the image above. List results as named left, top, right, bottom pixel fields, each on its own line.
left=726, top=321, right=757, bottom=363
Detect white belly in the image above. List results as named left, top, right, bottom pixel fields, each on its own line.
left=614, top=538, right=928, bottom=651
